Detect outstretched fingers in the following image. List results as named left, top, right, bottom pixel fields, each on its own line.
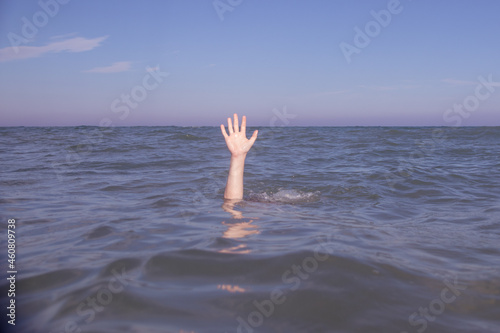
left=220, top=124, right=228, bottom=139
left=249, top=130, right=258, bottom=146
left=241, top=115, right=247, bottom=136
left=233, top=113, right=239, bottom=133
left=223, top=114, right=254, bottom=139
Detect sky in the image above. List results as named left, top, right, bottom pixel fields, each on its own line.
left=0, top=0, right=499, bottom=126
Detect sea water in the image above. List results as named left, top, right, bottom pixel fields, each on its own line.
left=1, top=126, right=499, bottom=332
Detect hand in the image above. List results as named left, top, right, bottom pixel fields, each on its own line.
left=220, top=113, right=258, bottom=158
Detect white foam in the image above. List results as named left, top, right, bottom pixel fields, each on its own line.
left=249, top=189, right=320, bottom=204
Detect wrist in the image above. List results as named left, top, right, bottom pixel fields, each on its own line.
left=231, top=153, right=247, bottom=161
left=229, top=154, right=246, bottom=174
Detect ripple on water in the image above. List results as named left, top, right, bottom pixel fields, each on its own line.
left=247, top=189, right=320, bottom=204
left=86, top=225, right=115, bottom=239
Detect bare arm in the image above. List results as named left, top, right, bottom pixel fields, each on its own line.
left=220, top=113, right=258, bottom=200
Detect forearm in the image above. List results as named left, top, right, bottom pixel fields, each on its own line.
left=224, top=155, right=246, bottom=200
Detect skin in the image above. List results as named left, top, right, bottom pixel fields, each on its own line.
left=220, top=113, right=258, bottom=200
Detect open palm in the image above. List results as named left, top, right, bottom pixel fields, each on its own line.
left=220, top=114, right=258, bottom=157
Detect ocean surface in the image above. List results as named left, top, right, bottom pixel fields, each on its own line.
left=1, top=126, right=499, bottom=333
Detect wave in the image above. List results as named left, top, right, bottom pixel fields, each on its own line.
left=247, top=189, right=320, bottom=204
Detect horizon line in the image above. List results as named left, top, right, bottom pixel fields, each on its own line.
left=1, top=125, right=499, bottom=128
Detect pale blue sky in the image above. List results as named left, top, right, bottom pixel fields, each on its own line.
left=0, top=0, right=499, bottom=126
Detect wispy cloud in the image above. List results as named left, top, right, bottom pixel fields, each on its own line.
left=85, top=61, right=132, bottom=73
left=0, top=36, right=109, bottom=62
left=359, top=84, right=420, bottom=91
left=310, top=90, right=349, bottom=97
left=442, top=78, right=475, bottom=86
left=442, top=77, right=500, bottom=87
left=50, top=32, right=79, bottom=40
left=442, top=78, right=478, bottom=86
